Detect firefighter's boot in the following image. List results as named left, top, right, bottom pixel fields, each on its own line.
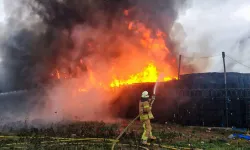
left=142, top=140, right=150, bottom=146
left=150, top=136, right=156, bottom=140
left=149, top=131, right=156, bottom=140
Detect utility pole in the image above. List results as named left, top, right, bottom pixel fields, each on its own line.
left=177, top=55, right=182, bottom=123
left=222, top=52, right=228, bottom=127
left=178, top=55, right=182, bottom=80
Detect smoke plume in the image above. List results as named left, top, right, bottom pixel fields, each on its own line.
left=171, top=0, right=250, bottom=73
left=0, top=0, right=188, bottom=123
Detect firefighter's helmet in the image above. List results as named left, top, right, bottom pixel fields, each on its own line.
left=141, top=91, right=149, bottom=98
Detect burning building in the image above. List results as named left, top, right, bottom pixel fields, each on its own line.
left=15, top=0, right=188, bottom=122
left=0, top=0, right=192, bottom=123
left=5, top=0, right=247, bottom=127
left=1, top=0, right=250, bottom=128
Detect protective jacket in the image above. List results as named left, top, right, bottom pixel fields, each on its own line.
left=139, top=98, right=154, bottom=121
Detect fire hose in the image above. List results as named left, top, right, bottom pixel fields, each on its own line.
left=111, top=114, right=141, bottom=150
left=0, top=135, right=192, bottom=150
left=111, top=100, right=155, bottom=150
left=110, top=81, right=193, bottom=149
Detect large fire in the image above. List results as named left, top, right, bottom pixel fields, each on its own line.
left=51, top=9, right=178, bottom=91
left=110, top=63, right=176, bottom=88
left=25, top=1, right=185, bottom=122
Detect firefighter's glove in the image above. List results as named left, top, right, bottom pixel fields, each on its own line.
left=152, top=95, right=156, bottom=100
left=139, top=110, right=143, bottom=115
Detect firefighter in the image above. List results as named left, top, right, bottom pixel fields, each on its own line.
left=139, top=91, right=156, bottom=145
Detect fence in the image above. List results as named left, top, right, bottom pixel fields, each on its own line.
left=172, top=88, right=250, bottom=98
left=176, top=52, right=250, bottom=127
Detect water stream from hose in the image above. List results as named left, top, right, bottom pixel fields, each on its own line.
left=153, top=73, right=164, bottom=95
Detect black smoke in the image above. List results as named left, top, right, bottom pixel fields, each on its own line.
left=1, top=0, right=187, bottom=92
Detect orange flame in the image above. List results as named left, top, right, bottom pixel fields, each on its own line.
left=110, top=63, right=176, bottom=87
left=53, top=9, right=178, bottom=92
left=124, top=10, right=129, bottom=16
left=56, top=69, right=60, bottom=79
left=78, top=88, right=87, bottom=92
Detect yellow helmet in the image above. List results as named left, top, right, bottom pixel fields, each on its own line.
left=141, top=91, right=149, bottom=98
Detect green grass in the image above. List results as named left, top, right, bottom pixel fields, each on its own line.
left=0, top=121, right=249, bottom=150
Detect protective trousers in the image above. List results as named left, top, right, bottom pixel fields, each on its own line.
left=141, top=119, right=153, bottom=141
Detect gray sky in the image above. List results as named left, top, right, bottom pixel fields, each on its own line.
left=0, top=0, right=5, bottom=24
left=174, top=0, right=250, bottom=73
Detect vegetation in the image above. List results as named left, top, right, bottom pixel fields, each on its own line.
left=0, top=121, right=249, bottom=150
